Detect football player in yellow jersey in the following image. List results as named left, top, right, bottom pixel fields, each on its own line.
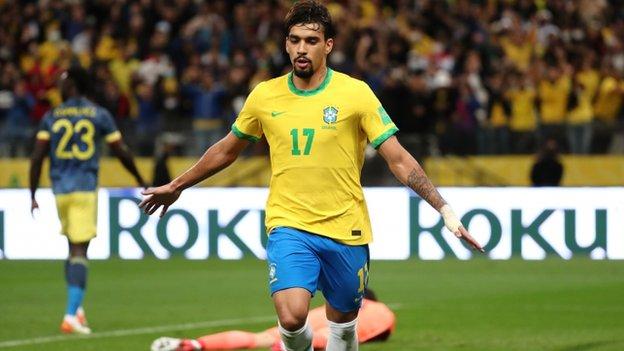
left=140, top=1, right=483, bottom=350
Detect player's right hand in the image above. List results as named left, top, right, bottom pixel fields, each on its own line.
left=139, top=183, right=181, bottom=218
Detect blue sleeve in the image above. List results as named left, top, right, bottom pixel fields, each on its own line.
left=99, top=108, right=121, bottom=143
left=35, top=112, right=53, bottom=140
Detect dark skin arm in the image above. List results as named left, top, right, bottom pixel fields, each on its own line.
left=29, top=139, right=50, bottom=215
left=139, top=132, right=250, bottom=217
left=108, top=139, right=147, bottom=188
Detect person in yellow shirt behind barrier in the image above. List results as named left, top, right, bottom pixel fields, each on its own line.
left=538, top=65, right=571, bottom=149
left=486, top=71, right=510, bottom=154
left=499, top=25, right=534, bottom=73
left=506, top=72, right=537, bottom=154
left=567, top=55, right=600, bottom=154
left=593, top=63, right=623, bottom=153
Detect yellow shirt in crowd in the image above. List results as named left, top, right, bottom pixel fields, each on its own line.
left=538, top=75, right=571, bottom=124
left=568, top=69, right=600, bottom=125
left=500, top=37, right=534, bottom=72
left=490, top=102, right=508, bottom=128
left=507, top=87, right=537, bottom=131
left=594, top=76, right=623, bottom=122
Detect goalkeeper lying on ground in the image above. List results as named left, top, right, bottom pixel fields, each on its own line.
left=151, top=289, right=395, bottom=351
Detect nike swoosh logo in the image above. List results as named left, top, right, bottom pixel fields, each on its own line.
left=271, top=111, right=286, bottom=117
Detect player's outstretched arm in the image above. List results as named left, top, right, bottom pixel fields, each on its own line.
left=139, top=132, right=250, bottom=217
left=109, top=139, right=147, bottom=188
left=377, top=136, right=484, bottom=252
left=29, top=139, right=50, bottom=215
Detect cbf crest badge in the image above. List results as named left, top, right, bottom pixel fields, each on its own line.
left=323, top=106, right=338, bottom=124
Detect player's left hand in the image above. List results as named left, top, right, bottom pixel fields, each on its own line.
left=454, top=226, right=485, bottom=253
left=30, top=198, right=39, bottom=218
left=139, top=183, right=181, bottom=218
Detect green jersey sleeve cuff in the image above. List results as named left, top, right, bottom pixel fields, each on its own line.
left=370, top=126, right=399, bottom=149
left=231, top=125, right=260, bottom=142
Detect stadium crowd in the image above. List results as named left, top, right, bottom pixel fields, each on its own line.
left=1, top=0, right=623, bottom=158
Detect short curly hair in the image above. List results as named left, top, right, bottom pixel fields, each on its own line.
left=284, top=0, right=335, bottom=40
left=65, top=66, right=92, bottom=97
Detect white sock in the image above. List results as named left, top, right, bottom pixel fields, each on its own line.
left=325, top=318, right=358, bottom=351
left=189, top=339, right=202, bottom=350
left=278, top=319, right=313, bottom=351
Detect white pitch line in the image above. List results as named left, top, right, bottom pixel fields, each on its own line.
left=0, top=315, right=275, bottom=349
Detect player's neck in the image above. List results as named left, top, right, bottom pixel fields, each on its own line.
left=291, top=66, right=328, bottom=91
left=64, top=93, right=82, bottom=101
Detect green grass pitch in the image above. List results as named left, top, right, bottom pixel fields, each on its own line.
left=1, top=259, right=623, bottom=351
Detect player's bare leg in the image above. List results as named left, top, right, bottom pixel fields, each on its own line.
left=273, top=288, right=313, bottom=350
left=325, top=304, right=358, bottom=351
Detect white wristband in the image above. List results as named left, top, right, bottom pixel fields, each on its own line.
left=440, top=204, right=462, bottom=236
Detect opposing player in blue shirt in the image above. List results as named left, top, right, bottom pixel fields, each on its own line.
left=29, top=66, right=146, bottom=334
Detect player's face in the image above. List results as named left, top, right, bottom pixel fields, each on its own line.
left=286, top=23, right=333, bottom=78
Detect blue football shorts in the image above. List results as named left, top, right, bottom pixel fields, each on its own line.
left=266, top=226, right=370, bottom=313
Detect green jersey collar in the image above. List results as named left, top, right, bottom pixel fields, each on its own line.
left=288, top=68, right=333, bottom=97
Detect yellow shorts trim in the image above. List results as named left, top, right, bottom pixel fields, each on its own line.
left=55, top=192, right=97, bottom=243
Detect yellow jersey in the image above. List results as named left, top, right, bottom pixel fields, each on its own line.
left=500, top=37, right=533, bottom=72
left=538, top=76, right=571, bottom=124
left=232, top=68, right=398, bottom=245
left=506, top=87, right=537, bottom=131
left=489, top=102, right=508, bottom=128
left=594, top=76, right=623, bottom=122
left=568, top=69, right=600, bottom=125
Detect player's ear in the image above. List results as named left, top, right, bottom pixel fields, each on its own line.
left=325, top=37, right=334, bottom=55
left=285, top=36, right=291, bottom=55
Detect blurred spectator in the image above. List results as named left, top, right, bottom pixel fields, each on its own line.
left=395, top=70, right=432, bottom=159
left=499, top=15, right=535, bottom=72
left=135, top=82, right=161, bottom=156
left=485, top=71, right=511, bottom=154
left=567, top=54, right=600, bottom=154
left=430, top=69, right=456, bottom=155
left=449, top=80, right=480, bottom=155
left=531, top=138, right=564, bottom=186
left=506, top=72, right=537, bottom=154
left=0, top=79, right=34, bottom=157
left=158, top=77, right=183, bottom=134
left=181, top=67, right=226, bottom=155
left=537, top=64, right=571, bottom=150
left=593, top=62, right=623, bottom=152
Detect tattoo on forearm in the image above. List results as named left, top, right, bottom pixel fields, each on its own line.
left=406, top=168, right=446, bottom=210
